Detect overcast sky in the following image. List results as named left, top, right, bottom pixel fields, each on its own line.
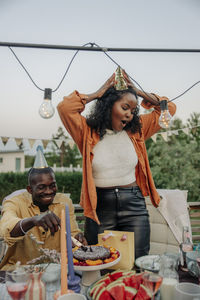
left=0, top=0, right=200, bottom=147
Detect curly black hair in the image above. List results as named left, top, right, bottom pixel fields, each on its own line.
left=86, top=87, right=142, bottom=138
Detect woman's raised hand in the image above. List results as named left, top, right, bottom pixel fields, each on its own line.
left=84, top=74, right=115, bottom=103
left=95, top=73, right=115, bottom=98
left=122, top=70, right=138, bottom=93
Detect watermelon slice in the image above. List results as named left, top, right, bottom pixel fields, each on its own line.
left=123, top=276, right=132, bottom=287
left=107, top=282, right=126, bottom=300
left=92, top=282, right=106, bottom=299
left=130, top=273, right=144, bottom=290
left=124, top=286, right=137, bottom=300
left=109, top=270, right=124, bottom=281
left=122, top=270, right=136, bottom=276
left=134, top=284, right=152, bottom=300
left=96, top=275, right=112, bottom=286
left=96, top=287, right=113, bottom=300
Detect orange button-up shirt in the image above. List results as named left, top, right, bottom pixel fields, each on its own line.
left=57, top=91, right=176, bottom=224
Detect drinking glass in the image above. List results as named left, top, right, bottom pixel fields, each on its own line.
left=142, top=272, right=163, bottom=300
left=6, top=271, right=30, bottom=300
left=174, top=282, right=200, bottom=300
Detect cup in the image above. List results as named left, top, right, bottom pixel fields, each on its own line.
left=174, top=282, right=200, bottom=300
left=57, top=294, right=86, bottom=300
left=186, top=251, right=200, bottom=277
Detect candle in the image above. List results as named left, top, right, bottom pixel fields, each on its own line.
left=60, top=209, right=68, bottom=295
left=65, top=204, right=75, bottom=280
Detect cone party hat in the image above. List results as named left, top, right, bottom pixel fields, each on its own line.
left=33, top=145, right=48, bottom=168
left=114, top=66, right=128, bottom=91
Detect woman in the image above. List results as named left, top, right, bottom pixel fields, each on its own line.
left=57, top=70, right=176, bottom=258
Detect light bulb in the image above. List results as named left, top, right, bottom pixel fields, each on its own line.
left=159, top=100, right=173, bottom=129
left=39, top=88, right=55, bottom=119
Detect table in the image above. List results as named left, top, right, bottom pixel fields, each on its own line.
left=0, top=267, right=199, bottom=300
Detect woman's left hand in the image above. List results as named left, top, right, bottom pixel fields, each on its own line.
left=122, top=70, right=139, bottom=93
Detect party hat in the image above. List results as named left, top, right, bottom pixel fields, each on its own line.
left=33, top=145, right=48, bottom=168
left=114, top=66, right=128, bottom=90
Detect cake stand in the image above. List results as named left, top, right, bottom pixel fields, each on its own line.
left=74, top=252, right=121, bottom=287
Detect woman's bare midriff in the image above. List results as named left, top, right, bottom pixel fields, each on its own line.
left=100, top=181, right=138, bottom=189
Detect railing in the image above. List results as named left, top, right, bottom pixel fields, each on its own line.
left=188, top=201, right=200, bottom=246
left=1, top=202, right=200, bottom=245
left=74, top=204, right=85, bottom=232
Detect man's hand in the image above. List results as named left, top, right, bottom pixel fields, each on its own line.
left=33, top=211, right=60, bottom=236
left=74, top=232, right=88, bottom=246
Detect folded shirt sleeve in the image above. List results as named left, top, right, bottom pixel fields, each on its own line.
left=0, top=200, right=25, bottom=247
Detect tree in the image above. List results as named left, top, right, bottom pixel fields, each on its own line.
left=146, top=114, right=200, bottom=202
left=46, top=127, right=82, bottom=167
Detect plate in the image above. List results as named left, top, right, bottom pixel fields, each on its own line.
left=135, top=255, right=160, bottom=272
left=74, top=252, right=121, bottom=271
left=86, top=274, right=161, bottom=300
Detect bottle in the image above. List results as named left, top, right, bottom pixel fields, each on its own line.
left=159, top=256, right=179, bottom=300
left=181, top=226, right=193, bottom=269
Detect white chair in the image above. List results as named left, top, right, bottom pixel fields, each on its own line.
left=146, top=189, right=191, bottom=255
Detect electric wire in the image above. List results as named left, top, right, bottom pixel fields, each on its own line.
left=8, top=42, right=200, bottom=103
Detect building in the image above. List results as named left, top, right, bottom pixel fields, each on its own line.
left=0, top=150, right=25, bottom=173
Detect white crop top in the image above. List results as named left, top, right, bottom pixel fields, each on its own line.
left=92, top=130, right=138, bottom=187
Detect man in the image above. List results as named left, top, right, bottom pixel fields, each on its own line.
left=0, top=147, right=86, bottom=270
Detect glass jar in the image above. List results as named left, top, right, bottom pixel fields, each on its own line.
left=159, top=255, right=179, bottom=300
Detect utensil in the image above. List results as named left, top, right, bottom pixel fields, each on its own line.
left=71, top=236, right=87, bottom=251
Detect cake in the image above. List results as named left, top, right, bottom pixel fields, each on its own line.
left=73, top=245, right=110, bottom=261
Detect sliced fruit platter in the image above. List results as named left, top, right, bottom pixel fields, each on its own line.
left=73, top=246, right=120, bottom=267
left=87, top=269, right=152, bottom=300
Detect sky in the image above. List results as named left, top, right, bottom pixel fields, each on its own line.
left=0, top=0, right=200, bottom=151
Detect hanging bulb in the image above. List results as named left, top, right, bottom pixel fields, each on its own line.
left=159, top=100, right=173, bottom=129
left=39, top=88, right=55, bottom=119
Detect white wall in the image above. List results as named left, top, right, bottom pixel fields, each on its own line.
left=0, top=151, right=25, bottom=172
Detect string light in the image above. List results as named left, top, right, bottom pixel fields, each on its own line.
left=159, top=100, right=173, bottom=129
left=6, top=42, right=200, bottom=122
left=39, top=88, right=55, bottom=119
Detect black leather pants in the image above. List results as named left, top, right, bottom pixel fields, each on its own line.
left=84, top=186, right=150, bottom=259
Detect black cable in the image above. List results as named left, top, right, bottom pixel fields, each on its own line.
left=53, top=42, right=92, bottom=92
left=168, top=81, right=200, bottom=102
left=9, top=47, right=44, bottom=92
left=8, top=42, right=200, bottom=103
left=9, top=42, right=92, bottom=93
left=93, top=42, right=200, bottom=103
left=93, top=42, right=159, bottom=103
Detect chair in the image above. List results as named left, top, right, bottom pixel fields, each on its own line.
left=146, top=197, right=179, bottom=255
left=146, top=189, right=191, bottom=255
left=188, top=202, right=200, bottom=246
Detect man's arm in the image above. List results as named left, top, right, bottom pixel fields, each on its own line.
left=10, top=211, right=60, bottom=237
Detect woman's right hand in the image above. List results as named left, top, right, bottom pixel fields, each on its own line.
left=85, top=73, right=115, bottom=103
